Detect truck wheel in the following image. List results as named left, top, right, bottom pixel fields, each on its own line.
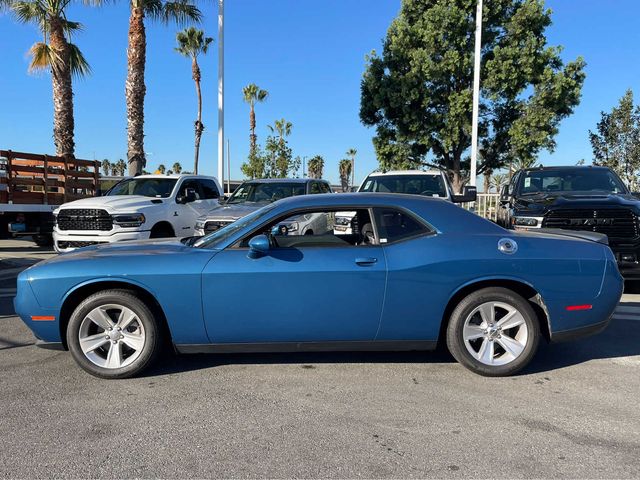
left=33, top=234, right=53, bottom=247
left=150, top=223, right=175, bottom=238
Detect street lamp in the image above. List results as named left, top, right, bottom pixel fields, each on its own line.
left=217, top=0, right=224, bottom=184
left=469, top=0, right=482, bottom=188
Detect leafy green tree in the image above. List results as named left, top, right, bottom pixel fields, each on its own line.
left=589, top=89, right=640, bottom=191
left=157, top=163, right=166, bottom=174
left=175, top=27, right=213, bottom=174
left=360, top=0, right=586, bottom=192
left=489, top=172, right=508, bottom=193
left=307, top=155, right=324, bottom=179
left=509, top=157, right=540, bottom=174
left=242, top=83, right=269, bottom=157
left=241, top=145, right=266, bottom=179
left=172, top=162, right=182, bottom=174
left=265, top=118, right=294, bottom=177
left=126, top=0, right=203, bottom=176
left=339, top=158, right=353, bottom=192
left=101, top=159, right=111, bottom=176
left=7, top=0, right=96, bottom=158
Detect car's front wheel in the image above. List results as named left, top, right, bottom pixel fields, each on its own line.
left=446, top=287, right=540, bottom=376
left=67, top=290, right=162, bottom=379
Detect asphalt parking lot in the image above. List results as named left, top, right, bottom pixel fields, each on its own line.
left=1, top=239, right=639, bottom=478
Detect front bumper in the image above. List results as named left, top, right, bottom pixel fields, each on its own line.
left=53, top=229, right=151, bottom=252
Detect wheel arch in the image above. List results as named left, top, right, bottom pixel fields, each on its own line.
left=438, top=278, right=551, bottom=347
left=59, top=279, right=172, bottom=350
left=150, top=221, right=175, bottom=237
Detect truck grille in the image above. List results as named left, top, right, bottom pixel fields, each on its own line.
left=57, top=209, right=113, bottom=231
left=543, top=208, right=639, bottom=239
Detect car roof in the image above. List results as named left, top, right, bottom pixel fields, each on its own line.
left=521, top=166, right=610, bottom=172
left=240, top=178, right=328, bottom=184
left=366, top=169, right=443, bottom=177
left=132, top=174, right=218, bottom=180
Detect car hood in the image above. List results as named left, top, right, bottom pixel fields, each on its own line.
left=54, top=195, right=165, bottom=213
left=200, top=201, right=269, bottom=221
left=39, top=238, right=213, bottom=266
left=513, top=192, right=640, bottom=215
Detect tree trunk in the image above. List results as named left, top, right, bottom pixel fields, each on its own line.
left=193, top=58, right=203, bottom=175
left=483, top=168, right=492, bottom=193
left=49, top=17, right=75, bottom=158
left=249, top=106, right=256, bottom=154
left=126, top=7, right=147, bottom=176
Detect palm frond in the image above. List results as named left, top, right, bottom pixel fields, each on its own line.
left=69, top=42, right=91, bottom=77
left=11, top=1, right=46, bottom=25
left=27, top=41, right=57, bottom=73
left=62, top=18, right=84, bottom=36
left=162, top=0, right=201, bottom=26
left=143, top=0, right=163, bottom=20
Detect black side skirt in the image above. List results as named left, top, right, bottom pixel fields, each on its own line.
left=175, top=340, right=437, bottom=354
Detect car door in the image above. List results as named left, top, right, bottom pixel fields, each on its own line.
left=172, top=179, right=210, bottom=236
left=201, top=207, right=387, bottom=343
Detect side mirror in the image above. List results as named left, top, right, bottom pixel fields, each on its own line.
left=248, top=234, right=270, bottom=258
left=177, top=187, right=197, bottom=204
left=499, top=185, right=511, bottom=205
left=452, top=185, right=477, bottom=203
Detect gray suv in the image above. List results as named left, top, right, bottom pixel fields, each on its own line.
left=194, top=178, right=333, bottom=236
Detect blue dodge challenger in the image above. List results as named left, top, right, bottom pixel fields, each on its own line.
left=14, top=193, right=623, bottom=378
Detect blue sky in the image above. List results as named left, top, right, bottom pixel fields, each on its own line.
left=1, top=0, right=640, bottom=185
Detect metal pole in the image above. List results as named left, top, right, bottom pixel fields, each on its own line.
left=302, top=156, right=307, bottom=178
left=351, top=157, right=355, bottom=191
left=217, top=0, right=224, bottom=183
left=470, top=0, right=482, bottom=187
left=226, top=138, right=231, bottom=194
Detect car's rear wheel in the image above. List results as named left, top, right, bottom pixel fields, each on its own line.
left=67, top=290, right=162, bottom=379
left=446, top=287, right=540, bottom=376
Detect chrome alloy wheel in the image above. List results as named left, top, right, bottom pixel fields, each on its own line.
left=78, top=304, right=146, bottom=369
left=462, top=301, right=528, bottom=366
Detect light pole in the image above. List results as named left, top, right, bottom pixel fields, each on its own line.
left=469, top=0, right=482, bottom=188
left=217, top=0, right=224, bottom=184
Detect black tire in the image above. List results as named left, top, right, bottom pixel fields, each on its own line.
left=446, top=287, right=540, bottom=377
left=150, top=223, right=175, bottom=238
left=66, top=289, right=162, bottom=379
left=32, top=234, right=53, bottom=247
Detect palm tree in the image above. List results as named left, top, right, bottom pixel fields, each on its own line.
left=338, top=159, right=352, bottom=192
left=7, top=0, right=95, bottom=158
left=489, top=172, right=508, bottom=193
left=268, top=118, right=292, bottom=141
left=172, top=162, right=182, bottom=174
left=242, top=83, right=268, bottom=156
left=175, top=27, right=213, bottom=175
left=101, top=159, right=111, bottom=176
left=156, top=164, right=166, bottom=174
left=115, top=159, right=127, bottom=176
left=126, top=0, right=203, bottom=176
left=307, top=155, right=324, bottom=180
left=346, top=148, right=357, bottom=189
left=510, top=157, right=540, bottom=174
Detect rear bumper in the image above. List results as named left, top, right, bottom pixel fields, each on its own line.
left=550, top=318, right=611, bottom=343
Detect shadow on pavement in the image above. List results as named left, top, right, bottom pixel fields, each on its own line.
left=143, top=315, right=640, bottom=378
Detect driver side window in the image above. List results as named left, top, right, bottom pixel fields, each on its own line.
left=242, top=208, right=376, bottom=248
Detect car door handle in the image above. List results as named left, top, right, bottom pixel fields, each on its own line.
left=355, top=257, right=378, bottom=266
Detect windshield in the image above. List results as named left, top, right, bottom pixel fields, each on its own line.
left=359, top=174, right=447, bottom=197
left=518, top=169, right=628, bottom=195
left=107, top=178, right=177, bottom=198
left=227, top=182, right=306, bottom=204
left=193, top=203, right=278, bottom=249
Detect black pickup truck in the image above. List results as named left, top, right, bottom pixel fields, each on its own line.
left=498, top=166, right=640, bottom=279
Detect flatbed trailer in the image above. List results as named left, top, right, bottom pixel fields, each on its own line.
left=0, top=150, right=100, bottom=246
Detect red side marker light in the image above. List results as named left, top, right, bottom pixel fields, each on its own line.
left=565, top=305, right=592, bottom=311
left=31, top=316, right=55, bottom=321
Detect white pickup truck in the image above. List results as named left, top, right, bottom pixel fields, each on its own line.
left=53, top=174, right=222, bottom=252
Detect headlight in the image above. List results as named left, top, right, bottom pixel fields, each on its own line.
left=113, top=213, right=146, bottom=228
left=195, top=220, right=206, bottom=229
left=512, top=216, right=542, bottom=228
left=285, top=222, right=298, bottom=232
